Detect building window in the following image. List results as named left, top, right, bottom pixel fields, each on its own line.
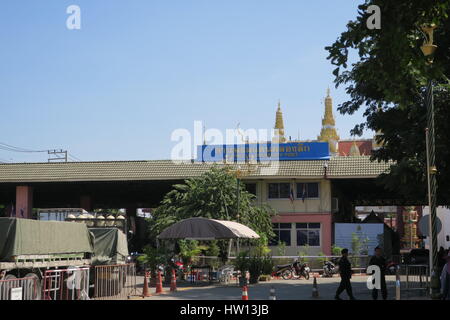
left=269, top=223, right=292, bottom=246
left=296, top=182, right=319, bottom=199
left=268, top=183, right=291, bottom=199
left=296, top=223, right=321, bottom=246
left=245, top=183, right=257, bottom=196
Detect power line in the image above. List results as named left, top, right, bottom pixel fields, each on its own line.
left=68, top=153, right=82, bottom=161
left=0, top=142, right=47, bottom=153
left=0, top=142, right=82, bottom=162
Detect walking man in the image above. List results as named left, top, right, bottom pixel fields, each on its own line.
left=369, top=246, right=388, bottom=300
left=335, top=248, right=356, bottom=300
left=441, top=252, right=450, bottom=300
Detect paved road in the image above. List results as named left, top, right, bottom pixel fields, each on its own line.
left=132, top=275, right=408, bottom=300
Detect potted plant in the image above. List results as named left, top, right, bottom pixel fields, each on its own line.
left=233, top=250, right=250, bottom=286
left=178, top=240, right=208, bottom=281
left=248, top=256, right=264, bottom=284
left=259, top=256, right=274, bottom=281
left=137, top=245, right=168, bottom=287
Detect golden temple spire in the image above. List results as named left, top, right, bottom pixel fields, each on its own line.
left=318, top=88, right=340, bottom=154
left=273, top=100, right=286, bottom=143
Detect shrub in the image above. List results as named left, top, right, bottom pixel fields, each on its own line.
left=233, top=250, right=250, bottom=273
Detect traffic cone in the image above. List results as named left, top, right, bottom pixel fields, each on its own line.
left=155, top=270, right=163, bottom=294
left=241, top=285, right=249, bottom=300
left=170, top=269, right=177, bottom=292
left=142, top=272, right=151, bottom=297
left=312, top=276, right=319, bottom=298
left=269, top=286, right=276, bottom=300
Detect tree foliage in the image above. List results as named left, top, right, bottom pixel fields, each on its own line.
left=326, top=0, right=450, bottom=202
left=148, top=166, right=275, bottom=245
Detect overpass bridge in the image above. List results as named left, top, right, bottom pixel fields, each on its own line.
left=0, top=156, right=400, bottom=218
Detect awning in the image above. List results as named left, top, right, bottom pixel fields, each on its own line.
left=157, top=217, right=260, bottom=240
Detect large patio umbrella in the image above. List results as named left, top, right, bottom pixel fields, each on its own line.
left=157, top=217, right=260, bottom=240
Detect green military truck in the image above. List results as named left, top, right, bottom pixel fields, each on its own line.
left=0, top=216, right=129, bottom=299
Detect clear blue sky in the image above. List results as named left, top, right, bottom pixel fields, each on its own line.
left=0, top=0, right=369, bottom=162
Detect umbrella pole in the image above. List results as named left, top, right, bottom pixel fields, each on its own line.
left=228, top=239, right=233, bottom=259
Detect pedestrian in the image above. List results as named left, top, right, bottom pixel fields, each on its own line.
left=335, top=248, right=356, bottom=300
left=438, top=247, right=446, bottom=275
left=441, top=252, right=450, bottom=300
left=368, top=246, right=387, bottom=300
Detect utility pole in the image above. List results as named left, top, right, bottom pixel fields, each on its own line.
left=420, top=24, right=441, bottom=299
left=48, top=149, right=68, bottom=162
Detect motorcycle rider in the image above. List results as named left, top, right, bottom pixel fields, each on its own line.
left=335, top=248, right=356, bottom=300
left=368, top=246, right=388, bottom=300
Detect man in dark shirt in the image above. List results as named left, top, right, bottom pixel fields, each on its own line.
left=369, top=246, right=387, bottom=300
left=335, top=248, right=356, bottom=300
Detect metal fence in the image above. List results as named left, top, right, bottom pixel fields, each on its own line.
left=269, top=255, right=372, bottom=273
left=193, top=255, right=372, bottom=274
left=0, top=276, right=39, bottom=300
left=93, top=263, right=137, bottom=300
left=42, top=267, right=90, bottom=300
left=396, top=264, right=429, bottom=300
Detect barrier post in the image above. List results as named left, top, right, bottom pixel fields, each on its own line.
left=155, top=270, right=163, bottom=294
left=142, top=271, right=151, bottom=297
left=170, top=269, right=177, bottom=292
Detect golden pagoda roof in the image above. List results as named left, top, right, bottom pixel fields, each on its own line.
left=318, top=89, right=340, bottom=153
left=273, top=100, right=286, bottom=143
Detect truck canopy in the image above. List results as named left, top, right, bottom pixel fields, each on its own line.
left=89, top=228, right=129, bottom=265
left=0, top=218, right=94, bottom=261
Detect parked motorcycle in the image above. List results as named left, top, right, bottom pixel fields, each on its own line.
left=386, top=261, right=400, bottom=275
left=322, top=260, right=338, bottom=277
left=274, top=259, right=310, bottom=280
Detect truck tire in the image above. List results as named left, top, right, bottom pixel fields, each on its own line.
left=4, top=274, right=17, bottom=280
left=24, top=273, right=42, bottom=300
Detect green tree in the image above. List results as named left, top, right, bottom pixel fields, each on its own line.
left=332, top=244, right=344, bottom=256
left=177, top=239, right=208, bottom=266
left=326, top=0, right=450, bottom=203
left=137, top=245, right=171, bottom=283
left=148, top=167, right=275, bottom=254
left=276, top=241, right=287, bottom=256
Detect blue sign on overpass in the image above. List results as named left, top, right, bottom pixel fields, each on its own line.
left=196, top=142, right=330, bottom=162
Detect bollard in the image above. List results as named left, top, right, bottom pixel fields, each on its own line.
left=155, top=270, right=163, bottom=294
left=269, top=286, right=276, bottom=300
left=312, top=276, right=319, bottom=298
left=395, top=270, right=401, bottom=300
left=242, top=285, right=249, bottom=300
left=170, top=269, right=177, bottom=292
left=142, top=272, right=151, bottom=298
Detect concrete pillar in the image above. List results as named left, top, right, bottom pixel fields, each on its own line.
left=126, top=207, right=138, bottom=252
left=80, top=195, right=92, bottom=211
left=322, top=216, right=333, bottom=256
left=126, top=207, right=137, bottom=233
left=16, top=186, right=33, bottom=219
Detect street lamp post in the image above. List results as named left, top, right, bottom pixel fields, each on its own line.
left=226, top=161, right=257, bottom=256
left=420, top=24, right=441, bottom=299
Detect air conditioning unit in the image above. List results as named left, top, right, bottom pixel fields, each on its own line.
left=332, top=198, right=339, bottom=213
